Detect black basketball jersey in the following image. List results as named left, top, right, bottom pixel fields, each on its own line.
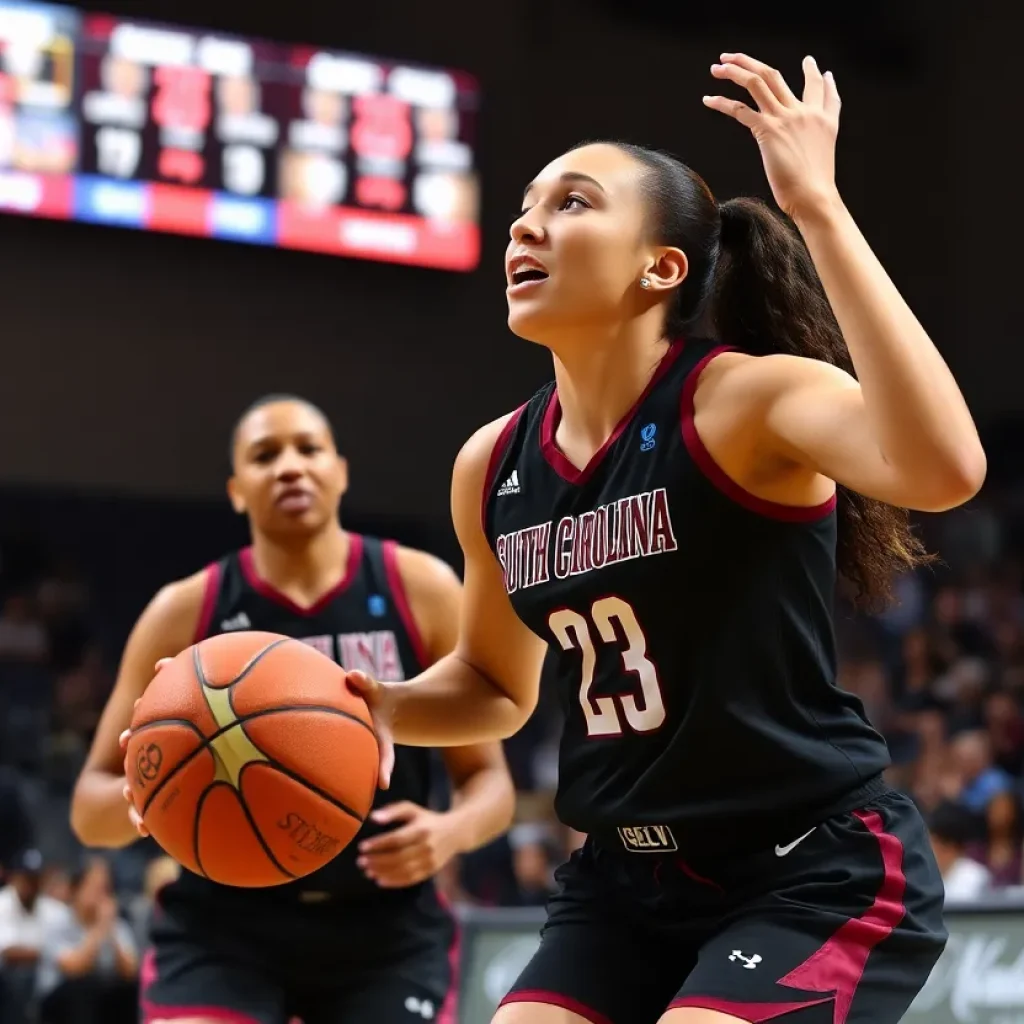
left=158, top=534, right=448, bottom=950
left=484, top=338, right=890, bottom=859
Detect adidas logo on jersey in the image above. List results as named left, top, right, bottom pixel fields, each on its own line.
left=497, top=470, right=521, bottom=496
left=220, top=612, right=252, bottom=631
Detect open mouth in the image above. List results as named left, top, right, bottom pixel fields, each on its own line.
left=508, top=267, right=549, bottom=292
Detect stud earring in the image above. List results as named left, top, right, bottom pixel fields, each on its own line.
left=640, top=277, right=651, bottom=289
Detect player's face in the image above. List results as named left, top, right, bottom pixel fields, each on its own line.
left=229, top=402, right=348, bottom=538
left=506, top=144, right=653, bottom=345
left=10, top=871, right=40, bottom=907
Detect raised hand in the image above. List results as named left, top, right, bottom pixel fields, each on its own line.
left=704, top=53, right=842, bottom=220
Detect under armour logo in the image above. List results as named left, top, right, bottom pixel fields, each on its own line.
left=729, top=950, right=762, bottom=970
left=404, top=996, right=435, bottom=1019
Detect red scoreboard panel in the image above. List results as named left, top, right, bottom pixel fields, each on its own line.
left=0, top=2, right=480, bottom=270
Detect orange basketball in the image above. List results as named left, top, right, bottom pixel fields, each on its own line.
left=124, top=632, right=378, bottom=888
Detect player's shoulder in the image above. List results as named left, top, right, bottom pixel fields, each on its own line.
left=127, top=563, right=224, bottom=657
left=142, top=565, right=217, bottom=632
left=454, top=401, right=536, bottom=485
left=451, top=406, right=531, bottom=548
left=456, top=408, right=526, bottom=476
left=697, top=350, right=856, bottom=407
left=388, top=542, right=460, bottom=600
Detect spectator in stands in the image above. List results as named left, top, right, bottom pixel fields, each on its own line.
left=944, top=729, right=1020, bottom=880
left=36, top=856, right=137, bottom=1024
left=0, top=593, right=49, bottom=663
left=126, top=856, right=178, bottom=952
left=36, top=559, right=92, bottom=672
left=985, top=689, right=1024, bottom=777
left=509, top=821, right=556, bottom=907
left=931, top=584, right=992, bottom=661
left=41, top=865, right=73, bottom=905
left=0, top=849, right=68, bottom=1024
left=49, top=646, right=109, bottom=785
left=928, top=800, right=993, bottom=902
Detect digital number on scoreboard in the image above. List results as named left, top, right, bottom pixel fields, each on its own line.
left=0, top=1, right=480, bottom=270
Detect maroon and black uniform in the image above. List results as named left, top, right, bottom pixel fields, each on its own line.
left=483, top=339, right=945, bottom=1023
left=141, top=536, right=459, bottom=1024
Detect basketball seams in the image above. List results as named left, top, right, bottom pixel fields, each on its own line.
left=192, top=635, right=291, bottom=691
left=192, top=784, right=213, bottom=879
left=129, top=718, right=205, bottom=739
left=237, top=752, right=365, bottom=823
left=138, top=705, right=375, bottom=817
left=193, top=781, right=297, bottom=884
left=225, top=781, right=298, bottom=881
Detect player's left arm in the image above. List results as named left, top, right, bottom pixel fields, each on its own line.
left=358, top=545, right=515, bottom=888
left=706, top=53, right=986, bottom=512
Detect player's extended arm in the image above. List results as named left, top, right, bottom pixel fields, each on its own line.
left=705, top=53, right=985, bottom=512
left=351, top=415, right=546, bottom=767
left=70, top=572, right=207, bottom=848
left=392, top=545, right=516, bottom=849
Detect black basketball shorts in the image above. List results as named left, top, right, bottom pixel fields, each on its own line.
left=501, top=787, right=947, bottom=1023
left=140, top=913, right=459, bottom=1024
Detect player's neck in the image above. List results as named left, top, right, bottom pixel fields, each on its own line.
left=550, top=324, right=671, bottom=459
left=249, top=525, right=350, bottom=599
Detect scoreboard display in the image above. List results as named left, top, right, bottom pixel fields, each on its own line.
left=0, top=1, right=480, bottom=270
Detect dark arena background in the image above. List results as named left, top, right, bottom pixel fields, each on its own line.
left=0, top=1, right=1018, bottom=1021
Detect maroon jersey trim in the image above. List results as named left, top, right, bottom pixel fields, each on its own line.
left=435, top=889, right=462, bottom=1024
left=381, top=539, right=430, bottom=671
left=481, top=404, right=528, bottom=529
left=140, top=948, right=264, bottom=1024
left=499, top=991, right=613, bottom=1024
left=238, top=534, right=364, bottom=617
left=680, top=346, right=837, bottom=522
left=540, top=339, right=686, bottom=486
left=193, top=561, right=223, bottom=643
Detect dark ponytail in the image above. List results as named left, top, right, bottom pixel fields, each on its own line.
left=589, top=142, right=932, bottom=608
left=711, top=197, right=933, bottom=608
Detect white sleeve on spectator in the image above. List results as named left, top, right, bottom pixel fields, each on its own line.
left=943, top=858, right=993, bottom=902
left=509, top=822, right=551, bottom=849
left=113, top=918, right=137, bottom=954
left=0, top=899, right=19, bottom=951
left=40, top=903, right=81, bottom=958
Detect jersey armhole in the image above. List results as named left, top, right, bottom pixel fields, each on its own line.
left=480, top=404, right=529, bottom=532
left=380, top=540, right=431, bottom=671
left=193, top=561, right=223, bottom=643
left=680, top=346, right=837, bottom=523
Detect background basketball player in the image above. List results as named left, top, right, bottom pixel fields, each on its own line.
left=71, top=395, right=515, bottom=1024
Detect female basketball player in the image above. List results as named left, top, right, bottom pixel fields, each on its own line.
left=345, top=54, right=986, bottom=1023
left=70, top=395, right=515, bottom=1024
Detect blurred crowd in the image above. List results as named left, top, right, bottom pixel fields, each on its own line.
left=3, top=490, right=1024, bottom=1019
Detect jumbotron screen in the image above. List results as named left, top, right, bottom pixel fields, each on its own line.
left=0, top=1, right=480, bottom=270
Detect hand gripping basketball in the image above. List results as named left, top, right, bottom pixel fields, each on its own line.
left=344, top=670, right=396, bottom=791
left=121, top=702, right=153, bottom=837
